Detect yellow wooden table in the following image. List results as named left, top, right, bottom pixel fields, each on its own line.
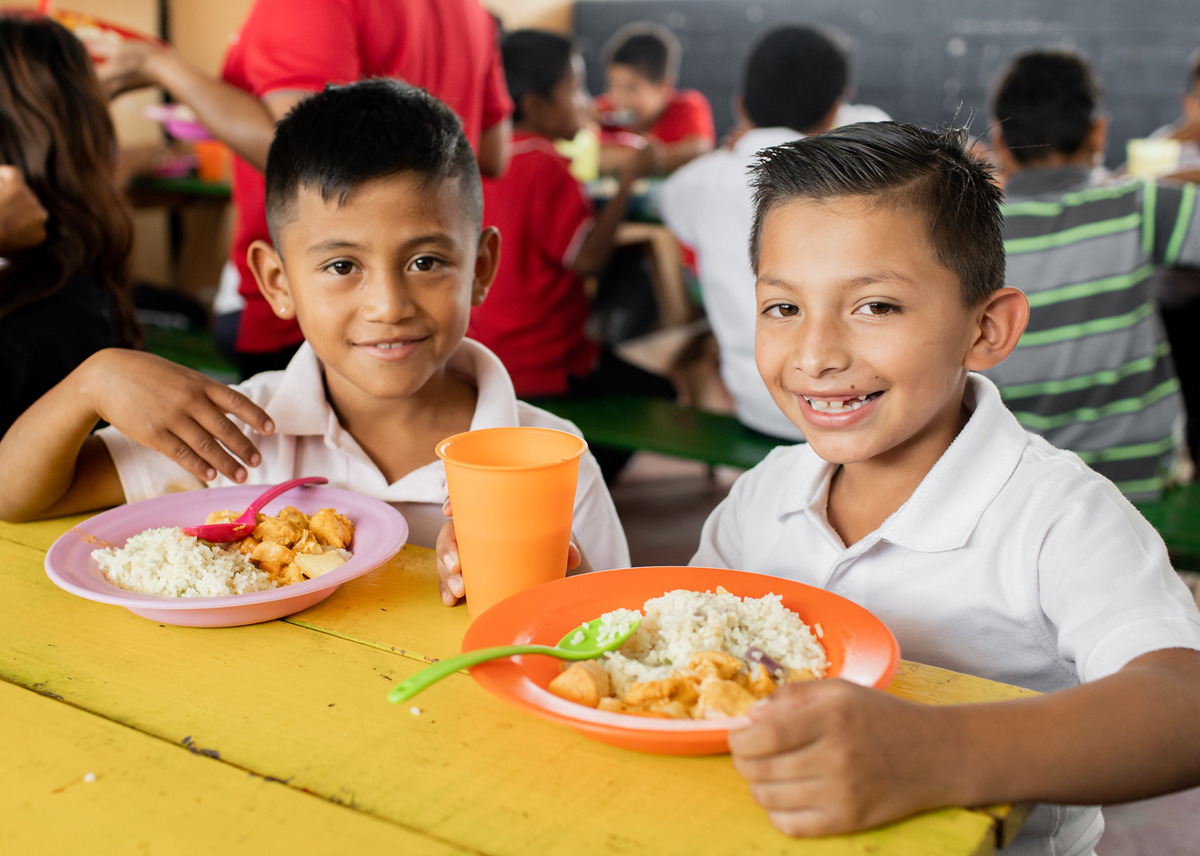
left=1, top=515, right=1034, bottom=855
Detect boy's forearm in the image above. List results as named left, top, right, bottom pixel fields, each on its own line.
left=571, top=175, right=637, bottom=277
left=937, top=649, right=1200, bottom=808
left=0, top=356, right=109, bottom=521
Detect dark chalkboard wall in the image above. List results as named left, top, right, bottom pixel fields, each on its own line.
left=572, top=0, right=1200, bottom=168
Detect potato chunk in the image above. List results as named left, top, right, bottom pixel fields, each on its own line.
left=547, top=660, right=611, bottom=708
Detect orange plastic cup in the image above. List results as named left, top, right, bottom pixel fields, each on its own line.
left=193, top=139, right=230, bottom=182
left=437, top=427, right=587, bottom=618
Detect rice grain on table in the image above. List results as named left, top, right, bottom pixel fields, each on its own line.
left=600, top=589, right=827, bottom=695
left=92, top=527, right=276, bottom=597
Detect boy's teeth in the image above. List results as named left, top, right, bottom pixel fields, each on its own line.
left=806, top=394, right=871, bottom=413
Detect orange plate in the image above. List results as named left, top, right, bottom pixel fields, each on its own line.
left=464, top=566, right=901, bottom=755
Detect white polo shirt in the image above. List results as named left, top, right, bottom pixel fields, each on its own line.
left=100, top=339, right=630, bottom=570
left=692, top=374, right=1200, bottom=856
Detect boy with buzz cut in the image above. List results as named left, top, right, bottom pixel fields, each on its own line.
left=691, top=122, right=1200, bottom=855
left=0, top=79, right=630, bottom=589
left=595, top=21, right=715, bottom=176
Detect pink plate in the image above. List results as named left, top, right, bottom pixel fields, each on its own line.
left=45, top=485, right=407, bottom=627
left=464, top=566, right=901, bottom=755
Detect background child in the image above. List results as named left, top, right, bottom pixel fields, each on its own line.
left=467, top=30, right=674, bottom=414
left=0, top=79, right=629, bottom=580
left=0, top=14, right=140, bottom=436
left=595, top=21, right=715, bottom=176
left=986, top=49, right=1196, bottom=501
left=661, top=24, right=851, bottom=443
left=689, top=123, right=1200, bottom=853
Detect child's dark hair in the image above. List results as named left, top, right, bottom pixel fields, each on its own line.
left=604, top=21, right=680, bottom=84
left=991, top=48, right=1101, bottom=165
left=742, top=25, right=848, bottom=134
left=1187, top=47, right=1200, bottom=91
left=501, top=29, right=575, bottom=124
left=750, top=122, right=1004, bottom=307
left=264, top=78, right=482, bottom=245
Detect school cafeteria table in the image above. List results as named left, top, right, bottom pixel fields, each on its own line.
left=1, top=514, right=1033, bottom=854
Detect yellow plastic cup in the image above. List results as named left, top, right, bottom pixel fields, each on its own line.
left=437, top=427, right=587, bottom=618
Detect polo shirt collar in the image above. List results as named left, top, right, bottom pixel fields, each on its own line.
left=263, top=343, right=332, bottom=436
left=779, top=374, right=1029, bottom=553
left=883, top=374, right=1028, bottom=552
left=261, top=338, right=522, bottom=439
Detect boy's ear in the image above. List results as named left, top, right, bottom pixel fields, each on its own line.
left=963, top=287, right=1029, bottom=371
left=247, top=239, right=295, bottom=320
left=471, top=226, right=501, bottom=306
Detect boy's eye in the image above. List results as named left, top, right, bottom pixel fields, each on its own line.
left=764, top=303, right=800, bottom=318
left=409, top=256, right=442, bottom=273
left=325, top=260, right=357, bottom=276
left=854, top=302, right=897, bottom=316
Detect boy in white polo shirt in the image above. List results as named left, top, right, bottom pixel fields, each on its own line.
left=0, top=79, right=628, bottom=574
left=697, top=122, right=1200, bottom=855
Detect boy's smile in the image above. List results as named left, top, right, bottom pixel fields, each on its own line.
left=755, top=196, right=986, bottom=484
left=255, top=173, right=497, bottom=423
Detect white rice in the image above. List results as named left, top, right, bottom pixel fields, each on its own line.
left=600, top=589, right=827, bottom=695
left=92, top=527, right=277, bottom=598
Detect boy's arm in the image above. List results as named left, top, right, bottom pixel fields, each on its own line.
left=647, top=135, right=715, bottom=175
left=569, top=145, right=656, bottom=277
left=0, top=350, right=274, bottom=522
left=729, top=647, right=1200, bottom=836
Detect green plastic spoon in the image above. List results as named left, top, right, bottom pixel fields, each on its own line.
left=387, top=615, right=642, bottom=704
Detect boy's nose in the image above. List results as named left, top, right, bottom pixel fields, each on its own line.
left=361, top=273, right=415, bottom=323
left=793, top=315, right=850, bottom=377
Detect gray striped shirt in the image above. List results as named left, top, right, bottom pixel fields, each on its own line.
left=984, top=166, right=1198, bottom=500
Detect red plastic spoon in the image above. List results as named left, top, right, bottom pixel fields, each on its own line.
left=181, top=477, right=328, bottom=542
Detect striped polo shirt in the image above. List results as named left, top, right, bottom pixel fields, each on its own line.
left=985, top=166, right=1199, bottom=500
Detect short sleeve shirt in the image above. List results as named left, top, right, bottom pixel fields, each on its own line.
left=469, top=132, right=597, bottom=396
left=98, top=339, right=629, bottom=570
left=596, top=89, right=716, bottom=145
left=691, top=374, right=1200, bottom=856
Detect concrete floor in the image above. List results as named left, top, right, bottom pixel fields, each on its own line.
left=608, top=451, right=1200, bottom=855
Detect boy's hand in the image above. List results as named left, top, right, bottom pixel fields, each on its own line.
left=435, top=499, right=582, bottom=607
left=82, top=349, right=273, bottom=483
left=0, top=165, right=48, bottom=255
left=729, top=680, right=951, bottom=836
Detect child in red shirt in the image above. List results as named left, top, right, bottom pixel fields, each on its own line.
left=595, top=22, right=715, bottom=176
left=468, top=29, right=675, bottom=478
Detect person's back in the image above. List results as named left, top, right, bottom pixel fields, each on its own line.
left=986, top=49, right=1193, bottom=501
left=0, top=14, right=139, bottom=435
left=660, top=25, right=850, bottom=441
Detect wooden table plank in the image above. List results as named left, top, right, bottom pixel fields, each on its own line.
left=3, top=521, right=1019, bottom=855
left=1, top=680, right=464, bottom=854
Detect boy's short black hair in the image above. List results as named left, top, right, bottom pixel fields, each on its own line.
left=742, top=24, right=849, bottom=134
left=264, top=78, right=482, bottom=245
left=1187, top=47, right=1200, bottom=91
left=501, top=29, right=576, bottom=123
left=750, top=122, right=1005, bottom=307
left=991, top=48, right=1101, bottom=165
left=604, top=21, right=680, bottom=83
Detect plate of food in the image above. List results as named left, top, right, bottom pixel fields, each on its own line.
left=463, top=566, right=900, bottom=755
left=44, top=484, right=408, bottom=627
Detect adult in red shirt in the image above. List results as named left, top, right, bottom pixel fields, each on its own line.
left=99, top=0, right=512, bottom=377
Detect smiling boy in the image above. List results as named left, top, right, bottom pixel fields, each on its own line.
left=0, top=79, right=629, bottom=576
left=691, top=122, right=1200, bottom=855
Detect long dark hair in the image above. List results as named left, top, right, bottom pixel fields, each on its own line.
left=0, top=14, right=139, bottom=345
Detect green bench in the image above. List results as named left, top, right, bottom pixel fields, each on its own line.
left=530, top=394, right=783, bottom=471
left=1134, top=483, right=1200, bottom=571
